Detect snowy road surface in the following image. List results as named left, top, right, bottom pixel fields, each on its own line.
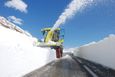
left=24, top=55, right=88, bottom=77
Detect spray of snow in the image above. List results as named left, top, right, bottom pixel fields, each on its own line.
left=51, top=0, right=94, bottom=31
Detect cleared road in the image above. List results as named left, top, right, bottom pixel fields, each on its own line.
left=23, top=55, right=88, bottom=77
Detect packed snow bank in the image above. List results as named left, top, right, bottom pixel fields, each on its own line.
left=63, top=48, right=78, bottom=55
left=74, top=34, right=115, bottom=70
left=0, top=24, right=56, bottom=77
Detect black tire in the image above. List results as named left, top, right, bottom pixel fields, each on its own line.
left=56, top=47, right=63, bottom=58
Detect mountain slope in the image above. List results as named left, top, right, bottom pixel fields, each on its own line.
left=0, top=17, right=56, bottom=77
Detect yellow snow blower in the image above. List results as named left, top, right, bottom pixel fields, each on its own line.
left=36, top=28, right=64, bottom=58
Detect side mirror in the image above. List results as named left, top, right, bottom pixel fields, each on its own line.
left=60, top=29, right=65, bottom=40
left=41, top=31, right=45, bottom=35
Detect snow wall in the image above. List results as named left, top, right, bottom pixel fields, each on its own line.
left=0, top=24, right=56, bottom=77
left=74, top=34, right=115, bottom=70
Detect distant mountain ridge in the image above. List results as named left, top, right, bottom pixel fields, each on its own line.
left=0, top=16, right=32, bottom=37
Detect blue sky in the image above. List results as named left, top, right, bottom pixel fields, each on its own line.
left=0, top=0, right=115, bottom=48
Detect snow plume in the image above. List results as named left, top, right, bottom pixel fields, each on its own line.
left=51, top=0, right=94, bottom=31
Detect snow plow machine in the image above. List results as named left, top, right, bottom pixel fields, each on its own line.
left=36, top=28, right=64, bottom=58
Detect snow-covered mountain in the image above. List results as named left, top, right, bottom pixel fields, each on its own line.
left=73, top=34, right=115, bottom=70
left=0, top=16, right=31, bottom=37
left=0, top=16, right=56, bottom=77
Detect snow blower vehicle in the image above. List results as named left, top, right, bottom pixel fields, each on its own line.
left=36, top=28, right=64, bottom=58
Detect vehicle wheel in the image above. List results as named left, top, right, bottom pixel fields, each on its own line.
left=56, top=47, right=63, bottom=58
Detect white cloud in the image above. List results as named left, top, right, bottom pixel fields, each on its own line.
left=5, top=0, right=28, bottom=13
left=8, top=16, right=23, bottom=25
